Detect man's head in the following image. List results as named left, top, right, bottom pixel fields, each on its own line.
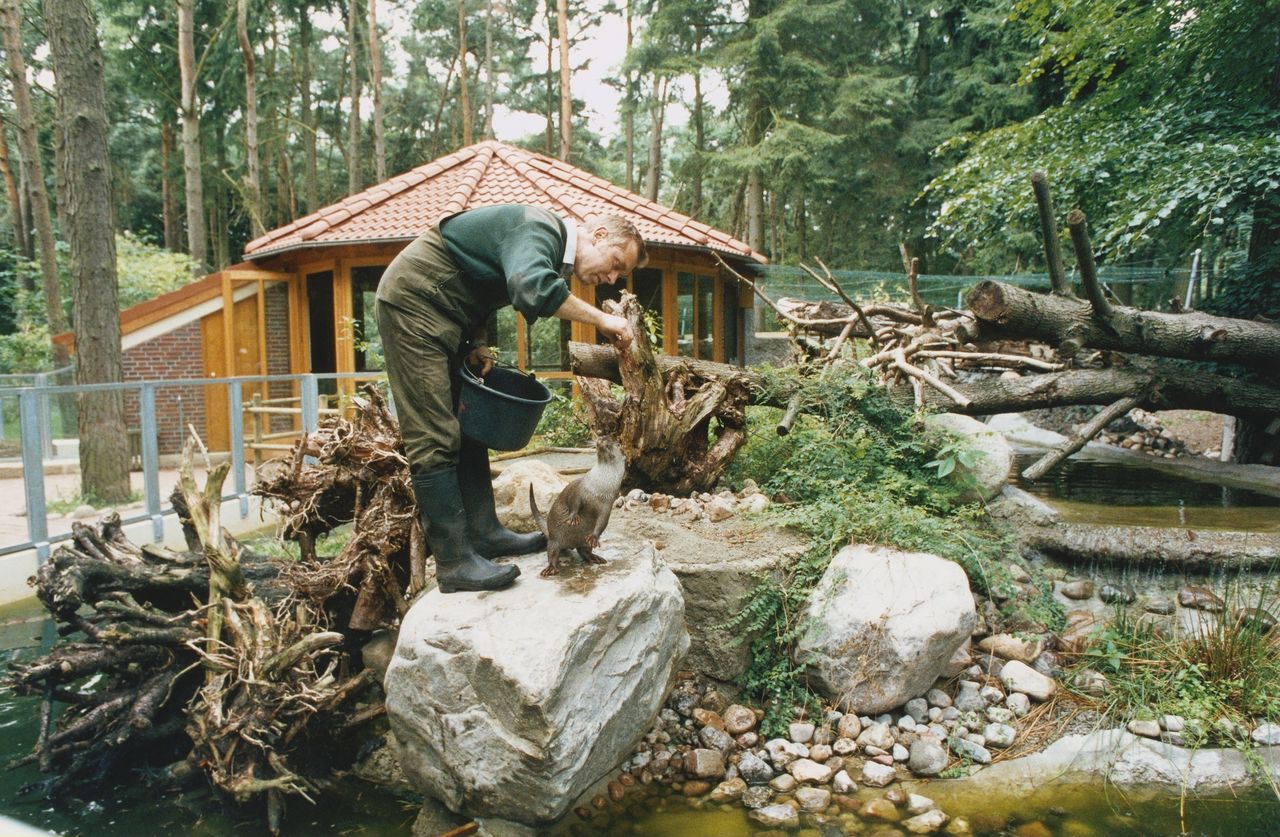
left=573, top=215, right=648, bottom=286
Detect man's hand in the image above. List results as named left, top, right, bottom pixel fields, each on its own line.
left=465, top=343, right=495, bottom=376
left=597, top=312, right=634, bottom=350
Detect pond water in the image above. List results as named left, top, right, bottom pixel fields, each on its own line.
left=1012, top=453, right=1280, bottom=532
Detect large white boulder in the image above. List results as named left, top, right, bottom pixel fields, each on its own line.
left=796, top=545, right=977, bottom=715
left=384, top=540, right=688, bottom=825
left=924, top=413, right=1014, bottom=501
left=491, top=460, right=569, bottom=533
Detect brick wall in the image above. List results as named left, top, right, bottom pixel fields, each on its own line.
left=264, top=284, right=294, bottom=432
left=122, top=320, right=207, bottom=455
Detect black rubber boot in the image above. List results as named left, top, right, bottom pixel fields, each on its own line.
left=411, top=467, right=520, bottom=594
left=458, top=438, right=547, bottom=558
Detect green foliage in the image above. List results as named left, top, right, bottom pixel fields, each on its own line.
left=534, top=389, right=593, bottom=448
left=724, top=364, right=1058, bottom=730
left=45, top=487, right=143, bottom=514
left=115, top=233, right=200, bottom=310
left=1074, top=577, right=1280, bottom=737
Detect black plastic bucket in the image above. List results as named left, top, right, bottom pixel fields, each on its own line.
left=457, top=363, right=554, bottom=450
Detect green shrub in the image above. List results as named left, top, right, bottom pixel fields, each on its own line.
left=534, top=389, right=593, bottom=447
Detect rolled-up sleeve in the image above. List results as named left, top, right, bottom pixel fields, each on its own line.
left=498, top=221, right=571, bottom=323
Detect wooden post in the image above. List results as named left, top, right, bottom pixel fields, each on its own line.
left=1031, top=171, right=1072, bottom=297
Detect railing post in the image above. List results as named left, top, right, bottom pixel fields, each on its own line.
left=19, top=389, right=49, bottom=565
left=300, top=374, right=319, bottom=434
left=139, top=383, right=163, bottom=541
left=229, top=381, right=248, bottom=518
left=34, top=372, right=52, bottom=459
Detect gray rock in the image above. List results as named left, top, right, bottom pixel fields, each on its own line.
left=983, top=723, right=1016, bottom=749
left=1161, top=714, right=1186, bottom=733
left=790, top=722, right=816, bottom=744
left=385, top=545, right=687, bottom=825
left=797, top=545, right=977, bottom=715
left=741, top=785, right=772, bottom=809
left=723, top=704, right=758, bottom=735
left=361, top=630, right=398, bottom=683
left=1144, top=598, right=1176, bottom=615
left=903, top=809, right=950, bottom=834
left=1005, top=693, right=1031, bottom=718
left=789, top=758, right=834, bottom=784
left=1060, top=580, right=1095, bottom=600
left=986, top=706, right=1015, bottom=724
left=926, top=688, right=952, bottom=709
left=861, top=760, right=897, bottom=787
left=892, top=743, right=910, bottom=762
left=908, top=740, right=949, bottom=776
left=832, top=737, right=858, bottom=756
left=699, top=725, right=735, bottom=757
left=950, top=738, right=992, bottom=764
left=837, top=713, right=863, bottom=739
left=808, top=743, right=832, bottom=763
left=1251, top=723, right=1280, bottom=746
left=923, top=413, right=1013, bottom=501
left=1100, top=584, right=1136, bottom=604
left=708, top=777, right=746, bottom=802
left=794, top=786, right=832, bottom=812
left=737, top=751, right=774, bottom=784
left=979, top=685, right=1006, bottom=705
left=906, top=793, right=935, bottom=815
left=688, top=748, right=727, bottom=779
left=769, top=773, right=797, bottom=793
left=905, top=698, right=930, bottom=723
left=749, top=804, right=799, bottom=829
left=832, top=769, right=856, bottom=793
left=857, top=722, right=897, bottom=751
left=954, top=681, right=986, bottom=712
left=492, top=460, right=569, bottom=534
left=1000, top=660, right=1057, bottom=701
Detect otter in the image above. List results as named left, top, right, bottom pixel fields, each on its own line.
left=529, top=436, right=626, bottom=577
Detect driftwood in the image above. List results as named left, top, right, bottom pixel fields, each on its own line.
left=252, top=384, right=425, bottom=630
left=6, top=435, right=379, bottom=834
left=577, top=293, right=752, bottom=494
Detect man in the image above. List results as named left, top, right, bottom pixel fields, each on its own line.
left=376, top=204, right=646, bottom=593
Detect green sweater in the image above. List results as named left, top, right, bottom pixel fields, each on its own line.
left=440, top=205, right=575, bottom=325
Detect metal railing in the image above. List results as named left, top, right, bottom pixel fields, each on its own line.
left=2, top=372, right=390, bottom=563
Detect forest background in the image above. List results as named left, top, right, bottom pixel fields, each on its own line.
left=1, top=0, right=1278, bottom=372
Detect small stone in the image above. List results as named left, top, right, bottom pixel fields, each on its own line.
left=857, top=722, right=896, bottom=751
left=1235, top=607, right=1278, bottom=635
left=946, top=816, right=973, bottom=836
left=986, top=706, right=1015, bottom=724
left=837, top=713, right=863, bottom=739
left=1127, top=719, right=1162, bottom=739
left=808, top=743, right=832, bottom=763
left=905, top=698, right=930, bottom=723
left=980, top=685, right=1006, bottom=705
left=1000, top=660, right=1057, bottom=701
left=737, top=751, right=773, bottom=784
left=906, top=794, right=935, bottom=815
left=1099, top=584, right=1136, bottom=604
left=832, top=769, right=856, bottom=793
left=608, top=780, right=625, bottom=801
left=698, top=725, right=735, bottom=757
left=686, top=748, right=726, bottom=779
left=885, top=787, right=907, bottom=805
left=1161, top=714, right=1185, bottom=733
left=789, top=758, right=834, bottom=784
left=741, top=785, right=772, bottom=808
left=861, top=761, right=897, bottom=787
left=1251, top=723, right=1280, bottom=745
left=1032, top=650, right=1064, bottom=679
left=789, top=722, right=816, bottom=744
left=832, top=737, right=858, bottom=756
left=706, top=497, right=735, bottom=522
left=749, top=804, right=799, bottom=829
left=1014, top=822, right=1053, bottom=837
left=908, top=740, right=949, bottom=776
left=794, top=786, right=832, bottom=812
left=708, top=777, right=746, bottom=802
left=768, top=773, right=797, bottom=793
left=950, top=738, right=992, bottom=765
left=1179, top=585, right=1224, bottom=611
left=904, top=809, right=950, bottom=834
left=929, top=707, right=943, bottom=722
left=1144, top=598, right=1176, bottom=615
left=692, top=708, right=724, bottom=730
left=723, top=704, right=757, bottom=735
left=983, top=723, right=1016, bottom=748
left=860, top=798, right=901, bottom=822
left=812, top=725, right=833, bottom=746
left=954, top=681, right=986, bottom=712
left=1005, top=693, right=1031, bottom=718
left=926, top=688, right=952, bottom=709
left=978, top=633, right=1044, bottom=663
left=741, top=493, right=770, bottom=513
left=1007, top=562, right=1032, bottom=583
left=736, top=732, right=759, bottom=749
left=1060, top=580, right=1095, bottom=600
left=897, top=715, right=917, bottom=732
left=892, top=743, right=910, bottom=761
left=1071, top=669, right=1110, bottom=696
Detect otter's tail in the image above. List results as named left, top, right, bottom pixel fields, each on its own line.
left=529, top=484, right=548, bottom=536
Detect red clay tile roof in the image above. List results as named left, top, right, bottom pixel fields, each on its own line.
left=243, top=140, right=766, bottom=263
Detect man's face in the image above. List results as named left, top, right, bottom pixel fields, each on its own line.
left=574, top=227, right=640, bottom=286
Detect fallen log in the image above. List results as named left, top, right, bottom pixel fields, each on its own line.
left=570, top=343, right=1280, bottom=422
left=1017, top=521, right=1280, bottom=571
left=966, top=280, right=1280, bottom=370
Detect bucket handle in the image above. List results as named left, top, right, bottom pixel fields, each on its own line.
left=462, top=358, right=538, bottom=387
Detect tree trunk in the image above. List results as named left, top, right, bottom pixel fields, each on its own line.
left=346, top=0, right=362, bottom=195
left=457, top=0, right=471, bottom=147
left=744, top=0, right=769, bottom=256
left=966, top=280, right=1280, bottom=370
left=236, top=0, right=264, bottom=239
left=160, top=121, right=178, bottom=250
left=177, top=0, right=207, bottom=272
left=0, top=114, right=27, bottom=263
left=623, top=0, right=634, bottom=191
left=555, top=0, right=570, bottom=160
left=643, top=74, right=666, bottom=201
left=298, top=10, right=318, bottom=214
left=483, top=0, right=494, bottom=138
left=367, top=0, right=386, bottom=181
left=42, top=0, right=130, bottom=504
left=543, top=7, right=553, bottom=156
left=690, top=29, right=705, bottom=219
left=1, top=0, right=70, bottom=349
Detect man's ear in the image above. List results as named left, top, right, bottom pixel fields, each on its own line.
left=592, top=225, right=610, bottom=241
